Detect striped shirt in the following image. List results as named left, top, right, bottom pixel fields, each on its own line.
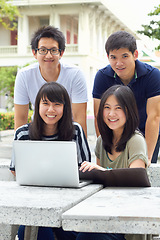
left=10, top=122, right=91, bottom=171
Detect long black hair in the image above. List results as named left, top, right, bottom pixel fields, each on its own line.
left=29, top=82, right=74, bottom=140
left=97, top=85, right=139, bottom=153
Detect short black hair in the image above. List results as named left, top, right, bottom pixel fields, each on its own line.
left=31, top=25, right=66, bottom=55
left=105, top=31, right=137, bottom=55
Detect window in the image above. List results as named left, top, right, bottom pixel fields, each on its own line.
left=40, top=17, right=49, bottom=27
left=74, top=34, right=77, bottom=44
left=67, top=30, right=71, bottom=44
left=11, top=30, right=17, bottom=45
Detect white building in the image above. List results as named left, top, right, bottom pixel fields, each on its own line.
left=0, top=0, right=138, bottom=111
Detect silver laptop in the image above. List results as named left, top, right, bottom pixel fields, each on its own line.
left=13, top=140, right=91, bottom=188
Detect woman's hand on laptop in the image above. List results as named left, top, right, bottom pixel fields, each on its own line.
left=79, top=161, right=105, bottom=172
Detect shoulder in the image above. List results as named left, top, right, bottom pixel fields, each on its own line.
left=136, top=60, right=160, bottom=78
left=97, top=135, right=102, bottom=144
left=95, top=135, right=103, bottom=150
left=17, top=62, right=39, bottom=75
left=127, top=131, right=146, bottom=146
left=60, top=61, right=82, bottom=74
left=95, top=65, right=114, bottom=79
left=93, top=65, right=114, bottom=99
left=126, top=131, right=148, bottom=165
left=72, top=122, right=86, bottom=139
left=59, top=62, right=86, bottom=85
left=135, top=60, right=160, bottom=98
left=14, top=123, right=30, bottom=140
left=73, top=122, right=83, bottom=134
left=95, top=136, right=105, bottom=158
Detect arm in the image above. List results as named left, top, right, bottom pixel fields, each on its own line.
left=79, top=158, right=106, bottom=172
left=145, top=95, right=160, bottom=165
left=74, top=122, right=91, bottom=164
left=129, top=159, right=145, bottom=168
left=80, top=156, right=146, bottom=171
left=14, top=103, right=29, bottom=130
left=127, top=131, right=148, bottom=168
left=93, top=98, right=101, bottom=137
left=72, top=102, right=87, bottom=137
left=11, top=171, right=16, bottom=176
left=79, top=160, right=106, bottom=172
left=10, top=124, right=30, bottom=175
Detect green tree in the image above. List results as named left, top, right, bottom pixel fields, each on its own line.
left=0, top=62, right=35, bottom=98
left=137, top=4, right=160, bottom=50
left=0, top=66, right=18, bottom=111
left=0, top=62, right=35, bottom=110
left=0, top=66, right=17, bottom=98
left=0, top=0, right=20, bottom=30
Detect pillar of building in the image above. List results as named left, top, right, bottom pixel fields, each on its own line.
left=78, top=4, right=90, bottom=55
left=49, top=6, right=60, bottom=28
left=17, top=15, right=29, bottom=55
left=102, top=19, right=108, bottom=58
left=90, top=7, right=97, bottom=56
left=97, top=14, right=104, bottom=57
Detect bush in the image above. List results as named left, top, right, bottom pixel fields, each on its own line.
left=0, top=111, right=33, bottom=131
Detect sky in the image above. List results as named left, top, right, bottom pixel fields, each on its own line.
left=105, top=0, right=159, bottom=31
left=104, top=0, right=160, bottom=50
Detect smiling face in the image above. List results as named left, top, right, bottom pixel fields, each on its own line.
left=39, top=97, right=64, bottom=135
left=103, top=95, right=126, bottom=135
left=33, top=37, right=64, bottom=76
left=108, top=48, right=138, bottom=84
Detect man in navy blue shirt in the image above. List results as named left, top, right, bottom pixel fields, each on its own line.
left=93, top=31, right=160, bottom=165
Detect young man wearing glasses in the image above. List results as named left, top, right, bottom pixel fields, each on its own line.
left=14, top=26, right=88, bottom=136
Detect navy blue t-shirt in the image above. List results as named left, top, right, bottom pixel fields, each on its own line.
left=92, top=60, right=160, bottom=134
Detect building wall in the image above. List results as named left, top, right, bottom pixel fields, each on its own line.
left=0, top=1, right=134, bottom=113
left=0, top=25, right=10, bottom=45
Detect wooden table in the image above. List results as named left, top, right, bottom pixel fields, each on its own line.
left=62, top=187, right=160, bottom=235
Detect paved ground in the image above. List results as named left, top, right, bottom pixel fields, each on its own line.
left=0, top=130, right=14, bottom=161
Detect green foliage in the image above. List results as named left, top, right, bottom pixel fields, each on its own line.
left=0, top=0, right=20, bottom=30
left=148, top=5, right=160, bottom=16
left=137, top=4, right=160, bottom=50
left=0, top=61, right=36, bottom=110
left=0, top=66, right=18, bottom=98
left=0, top=111, right=33, bottom=130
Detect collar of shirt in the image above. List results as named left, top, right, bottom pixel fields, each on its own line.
left=114, top=70, right=137, bottom=86
left=42, top=134, right=58, bottom=141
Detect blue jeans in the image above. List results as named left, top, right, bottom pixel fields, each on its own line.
left=76, top=233, right=125, bottom=240
left=54, top=227, right=125, bottom=240
left=151, top=135, right=160, bottom=163
left=18, top=226, right=125, bottom=240
left=18, top=225, right=55, bottom=240
left=54, top=228, right=78, bottom=240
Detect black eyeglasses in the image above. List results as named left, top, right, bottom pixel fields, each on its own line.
left=35, top=47, right=61, bottom=55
